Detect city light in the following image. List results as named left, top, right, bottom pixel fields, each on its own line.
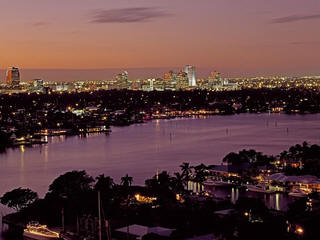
left=295, top=226, right=304, bottom=235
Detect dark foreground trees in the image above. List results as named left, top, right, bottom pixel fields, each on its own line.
left=3, top=143, right=320, bottom=240
left=280, top=142, right=320, bottom=177
left=0, top=188, right=38, bottom=211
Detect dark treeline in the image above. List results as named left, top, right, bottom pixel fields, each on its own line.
left=1, top=88, right=320, bottom=114
left=0, top=169, right=293, bottom=240
left=0, top=88, right=319, bottom=150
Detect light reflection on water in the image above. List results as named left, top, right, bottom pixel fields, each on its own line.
left=1, top=113, right=320, bottom=195
left=188, top=182, right=293, bottom=211
left=0, top=113, right=319, bottom=237
left=1, top=113, right=320, bottom=197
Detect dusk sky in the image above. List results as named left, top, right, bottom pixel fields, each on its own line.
left=1, top=0, right=320, bottom=80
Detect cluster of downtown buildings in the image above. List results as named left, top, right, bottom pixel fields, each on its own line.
left=2, top=66, right=320, bottom=94
left=110, top=65, right=237, bottom=91
left=1, top=65, right=237, bottom=94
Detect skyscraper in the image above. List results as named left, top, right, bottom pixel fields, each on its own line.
left=176, top=71, right=189, bottom=90
left=164, top=70, right=177, bottom=87
left=115, top=71, right=128, bottom=89
left=6, top=67, right=20, bottom=86
left=185, top=65, right=196, bottom=87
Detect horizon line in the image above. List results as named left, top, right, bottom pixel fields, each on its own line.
left=1, top=68, right=320, bottom=79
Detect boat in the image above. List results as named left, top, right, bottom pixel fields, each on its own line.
left=288, top=188, right=308, bottom=198
left=23, top=222, right=61, bottom=240
left=203, top=179, right=234, bottom=187
left=246, top=184, right=274, bottom=194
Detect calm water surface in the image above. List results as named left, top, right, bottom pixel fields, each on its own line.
left=1, top=113, right=320, bottom=237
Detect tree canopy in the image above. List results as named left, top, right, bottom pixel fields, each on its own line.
left=47, top=170, right=94, bottom=198
left=95, top=174, right=114, bottom=191
left=0, top=188, right=38, bottom=211
left=223, top=149, right=275, bottom=166
left=281, top=142, right=320, bottom=177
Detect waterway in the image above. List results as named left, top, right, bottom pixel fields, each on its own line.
left=1, top=113, right=320, bottom=238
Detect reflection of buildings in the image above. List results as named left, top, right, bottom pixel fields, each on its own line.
left=185, top=65, right=196, bottom=87
left=6, top=67, right=20, bottom=87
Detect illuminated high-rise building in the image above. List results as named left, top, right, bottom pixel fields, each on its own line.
left=6, top=67, right=20, bottom=86
left=164, top=71, right=173, bottom=83
left=185, top=65, right=196, bottom=87
left=176, top=71, right=189, bottom=90
left=31, top=78, right=44, bottom=92
left=115, top=71, right=128, bottom=89
left=164, top=70, right=177, bottom=87
left=209, top=71, right=220, bottom=81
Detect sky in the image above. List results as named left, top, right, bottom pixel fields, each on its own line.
left=0, top=0, right=320, bottom=81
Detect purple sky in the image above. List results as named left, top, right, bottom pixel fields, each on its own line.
left=0, top=0, right=320, bottom=81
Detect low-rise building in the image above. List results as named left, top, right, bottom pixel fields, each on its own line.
left=114, top=224, right=175, bottom=240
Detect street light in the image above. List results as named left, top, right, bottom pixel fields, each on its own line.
left=295, top=226, right=304, bottom=236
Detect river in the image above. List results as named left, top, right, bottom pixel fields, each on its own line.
left=1, top=113, right=320, bottom=238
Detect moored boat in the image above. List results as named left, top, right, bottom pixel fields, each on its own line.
left=203, top=179, right=234, bottom=187
left=246, top=184, right=274, bottom=194
left=288, top=189, right=308, bottom=198
left=23, top=222, right=61, bottom=240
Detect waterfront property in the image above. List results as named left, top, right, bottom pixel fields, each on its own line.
left=267, top=173, right=320, bottom=194
left=208, top=163, right=251, bottom=178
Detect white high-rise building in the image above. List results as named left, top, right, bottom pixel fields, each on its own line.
left=185, top=65, right=196, bottom=87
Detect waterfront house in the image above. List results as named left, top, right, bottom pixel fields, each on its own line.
left=267, top=173, right=320, bottom=193
left=208, top=163, right=250, bottom=178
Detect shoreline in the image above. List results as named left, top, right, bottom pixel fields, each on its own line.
left=0, top=110, right=313, bottom=153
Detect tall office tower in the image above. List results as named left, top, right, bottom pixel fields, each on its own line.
left=209, top=71, right=220, bottom=81
left=6, top=67, right=20, bottom=86
left=164, top=71, right=173, bottom=83
left=164, top=70, right=177, bottom=86
left=176, top=71, right=189, bottom=90
left=115, top=71, right=128, bottom=89
left=208, top=71, right=221, bottom=85
left=185, top=65, right=196, bottom=87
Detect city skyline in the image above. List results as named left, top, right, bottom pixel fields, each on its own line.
left=0, top=0, right=320, bottom=78
left=1, top=67, right=320, bottom=83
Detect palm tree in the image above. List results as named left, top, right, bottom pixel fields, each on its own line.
left=121, top=174, right=133, bottom=187
left=180, top=162, right=192, bottom=181
left=173, top=172, right=185, bottom=193
left=193, top=164, right=207, bottom=183
left=95, top=174, right=114, bottom=192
